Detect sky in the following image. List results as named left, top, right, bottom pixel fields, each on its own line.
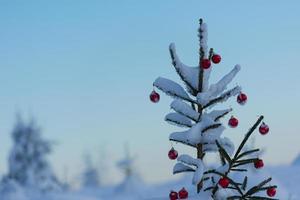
left=0, top=0, right=300, bottom=185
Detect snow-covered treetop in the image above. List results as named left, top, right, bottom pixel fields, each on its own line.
left=153, top=20, right=241, bottom=154
left=153, top=18, right=243, bottom=193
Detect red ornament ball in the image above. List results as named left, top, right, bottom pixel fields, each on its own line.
left=267, top=187, right=277, bottom=197
left=168, top=148, right=178, bottom=160
left=237, top=92, right=247, bottom=105
left=201, top=59, right=211, bottom=69
left=218, top=177, right=230, bottom=188
left=169, top=190, right=178, bottom=200
left=150, top=90, right=160, bottom=103
left=259, top=123, right=269, bottom=135
left=254, top=159, right=264, bottom=169
left=228, top=116, right=239, bottom=128
left=212, top=54, right=221, bottom=64
left=178, top=187, right=188, bottom=199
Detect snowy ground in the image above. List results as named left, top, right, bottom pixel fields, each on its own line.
left=1, top=164, right=299, bottom=200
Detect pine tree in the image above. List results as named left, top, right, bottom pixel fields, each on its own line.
left=3, top=115, right=61, bottom=192
left=115, top=145, right=144, bottom=195
left=81, top=154, right=100, bottom=188
left=151, top=19, right=278, bottom=199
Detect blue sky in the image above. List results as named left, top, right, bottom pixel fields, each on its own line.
left=0, top=1, right=299, bottom=184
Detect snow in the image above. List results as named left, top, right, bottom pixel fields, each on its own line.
left=165, top=112, right=192, bottom=127
left=153, top=77, right=193, bottom=102
left=170, top=100, right=200, bottom=121
left=207, top=109, right=232, bottom=121
left=199, top=22, right=208, bottom=57
left=169, top=114, right=219, bottom=146
left=173, top=163, right=195, bottom=174
left=197, top=65, right=241, bottom=105
left=169, top=43, right=199, bottom=95
left=176, top=155, right=204, bottom=185
left=0, top=164, right=299, bottom=199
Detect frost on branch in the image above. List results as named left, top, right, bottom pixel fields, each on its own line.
left=170, top=117, right=216, bottom=146
left=169, top=43, right=199, bottom=96
left=173, top=163, right=195, bottom=174
left=207, top=109, right=232, bottom=121
left=203, top=86, right=242, bottom=109
left=165, top=113, right=192, bottom=128
left=169, top=114, right=225, bottom=150
left=170, top=100, right=200, bottom=121
left=199, top=21, right=212, bottom=92
left=153, top=77, right=193, bottom=102
left=197, top=65, right=241, bottom=105
left=174, top=154, right=204, bottom=185
left=198, top=22, right=208, bottom=58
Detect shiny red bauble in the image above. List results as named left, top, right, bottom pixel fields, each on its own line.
left=168, top=148, right=178, bottom=160
left=218, top=177, right=230, bottom=188
left=259, top=123, right=269, bottom=135
left=267, top=187, right=277, bottom=197
left=178, top=187, right=188, bottom=199
left=201, top=59, right=211, bottom=69
left=149, top=90, right=160, bottom=103
left=211, top=54, right=221, bottom=64
left=237, top=92, right=247, bottom=105
left=228, top=116, right=239, bottom=128
left=169, top=190, right=178, bottom=200
left=254, top=159, right=264, bottom=169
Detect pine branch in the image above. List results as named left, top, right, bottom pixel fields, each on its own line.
left=169, top=45, right=198, bottom=96
left=227, top=196, right=243, bottom=200
left=207, top=170, right=244, bottom=195
left=165, top=117, right=192, bottom=128
left=173, top=168, right=195, bottom=174
left=154, top=77, right=198, bottom=104
left=214, top=109, right=232, bottom=121
left=242, top=176, right=248, bottom=191
left=236, top=149, right=260, bottom=160
left=203, top=116, right=272, bottom=198
left=169, top=138, right=196, bottom=148
left=216, top=140, right=232, bottom=164
left=203, top=86, right=241, bottom=109
left=233, top=116, right=264, bottom=161
left=173, top=162, right=196, bottom=174
left=202, top=123, right=222, bottom=133
left=244, top=178, right=272, bottom=196
left=231, top=168, right=248, bottom=172
left=234, top=158, right=259, bottom=165
left=198, top=18, right=205, bottom=93
left=170, top=100, right=199, bottom=122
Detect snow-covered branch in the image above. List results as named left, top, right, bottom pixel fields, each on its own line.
left=165, top=113, right=192, bottom=128
left=154, top=77, right=196, bottom=104
left=173, top=162, right=195, bottom=174
left=175, top=154, right=204, bottom=185
left=169, top=115, right=225, bottom=150
left=208, top=109, right=232, bottom=122
left=197, top=65, right=241, bottom=105
left=170, top=100, right=200, bottom=121
left=203, top=137, right=235, bottom=156
left=203, top=86, right=241, bottom=109
left=198, top=19, right=208, bottom=58
left=169, top=43, right=199, bottom=96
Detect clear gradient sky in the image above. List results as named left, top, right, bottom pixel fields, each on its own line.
left=0, top=1, right=299, bottom=185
